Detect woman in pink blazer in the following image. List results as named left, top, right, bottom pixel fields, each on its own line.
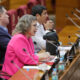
left=2, top=14, right=50, bottom=79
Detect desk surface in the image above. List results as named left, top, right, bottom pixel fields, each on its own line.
left=58, top=25, right=79, bottom=45
left=9, top=69, right=44, bottom=80
left=9, top=25, right=80, bottom=80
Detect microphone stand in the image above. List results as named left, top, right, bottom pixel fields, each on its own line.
left=46, top=40, right=58, bottom=48
left=74, top=8, right=80, bottom=13
left=23, top=48, right=38, bottom=65
left=66, top=14, right=80, bottom=29
left=11, top=61, right=32, bottom=80
left=46, top=40, right=59, bottom=57
left=71, top=11, right=80, bottom=20
left=75, top=33, right=80, bottom=38
left=67, top=35, right=72, bottom=45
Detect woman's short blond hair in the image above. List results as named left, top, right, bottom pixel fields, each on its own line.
left=12, top=14, right=36, bottom=35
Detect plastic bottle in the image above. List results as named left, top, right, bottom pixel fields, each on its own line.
left=52, top=68, right=58, bottom=80
left=58, top=58, right=65, bottom=72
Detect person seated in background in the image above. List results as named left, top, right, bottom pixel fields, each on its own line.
left=43, top=25, right=60, bottom=55
left=0, top=6, right=11, bottom=65
left=43, top=16, right=59, bottom=55
left=2, top=14, right=51, bottom=80
left=31, top=5, right=54, bottom=53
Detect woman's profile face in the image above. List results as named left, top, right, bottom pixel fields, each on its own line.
left=27, top=20, right=37, bottom=37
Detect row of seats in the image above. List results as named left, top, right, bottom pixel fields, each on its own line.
left=7, top=0, right=46, bottom=35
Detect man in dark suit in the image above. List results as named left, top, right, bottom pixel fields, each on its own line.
left=0, top=6, right=11, bottom=65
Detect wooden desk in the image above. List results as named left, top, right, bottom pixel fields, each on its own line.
left=59, top=53, right=80, bottom=80
left=9, top=69, right=44, bottom=80
left=58, top=26, right=79, bottom=45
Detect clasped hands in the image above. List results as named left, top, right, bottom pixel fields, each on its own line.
left=37, top=52, right=54, bottom=62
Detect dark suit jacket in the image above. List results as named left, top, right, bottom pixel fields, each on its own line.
left=0, top=26, right=11, bottom=64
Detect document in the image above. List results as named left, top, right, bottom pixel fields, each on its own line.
left=23, top=63, right=51, bottom=71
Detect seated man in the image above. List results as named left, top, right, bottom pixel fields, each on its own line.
left=0, top=6, right=11, bottom=64
left=32, top=5, right=54, bottom=52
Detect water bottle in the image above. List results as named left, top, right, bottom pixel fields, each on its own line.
left=59, top=50, right=65, bottom=60
left=58, top=58, right=65, bottom=72
left=52, top=68, right=58, bottom=80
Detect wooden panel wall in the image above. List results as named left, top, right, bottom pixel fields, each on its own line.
left=56, top=0, right=80, bottom=28
left=46, top=0, right=54, bottom=14
left=9, top=0, right=29, bottom=9
left=9, top=0, right=54, bottom=13
left=0, top=0, right=10, bottom=10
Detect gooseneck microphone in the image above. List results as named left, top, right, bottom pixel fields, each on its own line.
left=67, top=35, right=73, bottom=45
left=66, top=14, right=80, bottom=29
left=46, top=40, right=59, bottom=56
left=75, top=33, right=80, bottom=38
left=46, top=40, right=58, bottom=48
left=71, top=11, right=80, bottom=20
left=74, top=8, right=80, bottom=13
left=11, top=60, right=32, bottom=80
left=34, top=41, right=43, bottom=50
left=23, top=48, right=38, bottom=65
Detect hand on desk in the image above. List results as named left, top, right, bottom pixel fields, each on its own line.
left=37, top=52, right=55, bottom=62
left=37, top=52, right=50, bottom=61
left=41, top=56, right=55, bottom=62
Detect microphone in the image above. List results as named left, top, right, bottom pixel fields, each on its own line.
left=11, top=60, right=32, bottom=80
left=74, top=8, right=80, bottom=13
left=46, top=40, right=58, bottom=48
left=67, top=35, right=74, bottom=45
left=46, top=40, right=59, bottom=56
left=23, top=48, right=38, bottom=65
left=34, top=41, right=43, bottom=50
left=75, top=33, right=80, bottom=38
left=66, top=14, right=80, bottom=29
left=68, top=35, right=71, bottom=45
left=71, top=11, right=80, bottom=20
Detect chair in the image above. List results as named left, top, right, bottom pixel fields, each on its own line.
left=7, top=9, right=18, bottom=35
left=17, top=5, right=27, bottom=18
left=27, top=0, right=41, bottom=14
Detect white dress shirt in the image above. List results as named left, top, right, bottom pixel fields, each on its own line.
left=32, top=22, right=46, bottom=52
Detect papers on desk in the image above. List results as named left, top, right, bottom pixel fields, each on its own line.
left=48, top=56, right=57, bottom=62
left=58, top=46, right=72, bottom=56
left=23, top=56, right=58, bottom=71
left=58, top=46, right=72, bottom=51
left=23, top=66, right=39, bottom=69
left=59, top=50, right=66, bottom=56
left=23, top=63, right=51, bottom=71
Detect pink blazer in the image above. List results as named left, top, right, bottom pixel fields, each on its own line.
left=2, top=34, right=39, bottom=79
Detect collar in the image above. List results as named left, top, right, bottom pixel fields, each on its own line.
left=37, top=22, right=43, bottom=27
left=0, top=25, right=8, bottom=32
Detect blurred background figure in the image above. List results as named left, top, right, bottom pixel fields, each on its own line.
left=0, top=6, right=11, bottom=66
